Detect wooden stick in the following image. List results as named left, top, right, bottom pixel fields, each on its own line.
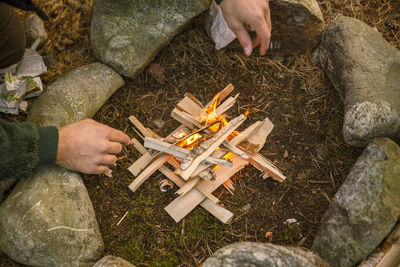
left=242, top=150, right=286, bottom=182
left=241, top=117, right=274, bottom=152
left=171, top=108, right=203, bottom=129
left=158, top=163, right=229, bottom=222
left=129, top=154, right=169, bottom=192
left=204, top=84, right=234, bottom=108
left=128, top=152, right=153, bottom=177
left=165, top=155, right=248, bottom=222
left=177, top=95, right=207, bottom=118
left=129, top=115, right=151, bottom=137
left=179, top=114, right=247, bottom=180
left=184, top=93, right=204, bottom=108
left=132, top=139, right=221, bottom=208
left=229, top=121, right=262, bottom=146
left=159, top=165, right=219, bottom=204
left=149, top=120, right=220, bottom=159
left=144, top=137, right=232, bottom=167
left=215, top=96, right=236, bottom=117
left=175, top=177, right=200, bottom=196
left=131, top=138, right=148, bottom=154
left=116, top=211, right=129, bottom=226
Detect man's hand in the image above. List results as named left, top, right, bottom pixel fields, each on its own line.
left=56, top=119, right=130, bottom=174
left=220, top=0, right=271, bottom=56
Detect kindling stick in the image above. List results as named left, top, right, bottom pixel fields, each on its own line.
left=151, top=120, right=221, bottom=158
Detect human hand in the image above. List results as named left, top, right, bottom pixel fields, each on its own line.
left=56, top=119, right=130, bottom=174
left=220, top=0, right=271, bottom=56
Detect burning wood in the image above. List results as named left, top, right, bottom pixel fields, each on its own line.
left=127, top=84, right=286, bottom=223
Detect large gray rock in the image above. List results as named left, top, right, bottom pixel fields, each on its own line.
left=93, top=255, right=136, bottom=267
left=27, top=62, right=124, bottom=127
left=312, top=138, right=400, bottom=267
left=0, top=178, right=17, bottom=203
left=0, top=165, right=104, bottom=266
left=0, top=63, right=124, bottom=266
left=202, top=242, right=330, bottom=267
left=269, top=0, right=324, bottom=55
left=90, top=0, right=210, bottom=77
left=314, top=16, right=400, bottom=147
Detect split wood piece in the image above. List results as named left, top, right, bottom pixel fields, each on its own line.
left=176, top=94, right=236, bottom=121
left=179, top=120, right=267, bottom=177
left=175, top=177, right=200, bottom=196
left=204, top=83, right=234, bottom=108
left=129, top=116, right=152, bottom=138
left=133, top=134, right=181, bottom=170
left=128, top=152, right=153, bottom=177
left=184, top=93, right=204, bottom=108
left=128, top=138, right=154, bottom=176
left=358, top=222, right=400, bottom=267
left=131, top=138, right=148, bottom=154
left=171, top=108, right=203, bottom=129
left=177, top=95, right=207, bottom=118
left=133, top=139, right=220, bottom=206
left=243, top=150, right=286, bottom=182
left=240, top=117, right=274, bottom=153
left=171, top=108, right=249, bottom=161
left=159, top=166, right=219, bottom=204
left=229, top=121, right=262, bottom=146
left=129, top=154, right=169, bottom=192
left=159, top=166, right=230, bottom=222
left=179, top=114, right=247, bottom=180
left=165, top=155, right=248, bottom=223
left=129, top=114, right=187, bottom=143
left=215, top=96, right=237, bottom=117
left=144, top=137, right=233, bottom=167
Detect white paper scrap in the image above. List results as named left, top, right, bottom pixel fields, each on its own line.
left=210, top=1, right=236, bottom=50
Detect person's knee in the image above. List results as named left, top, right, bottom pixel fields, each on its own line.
left=0, top=3, right=26, bottom=68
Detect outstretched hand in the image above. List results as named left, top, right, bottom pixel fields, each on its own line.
left=56, top=119, right=130, bottom=174
left=220, top=0, right=271, bottom=56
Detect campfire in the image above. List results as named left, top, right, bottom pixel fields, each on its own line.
left=128, top=84, right=286, bottom=223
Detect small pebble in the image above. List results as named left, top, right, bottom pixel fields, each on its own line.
left=152, top=119, right=165, bottom=129
left=241, top=203, right=251, bottom=211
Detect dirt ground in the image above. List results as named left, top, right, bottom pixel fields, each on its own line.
left=1, top=0, right=399, bottom=266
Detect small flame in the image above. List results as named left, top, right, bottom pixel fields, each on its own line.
left=178, top=133, right=202, bottom=148
left=223, top=152, right=235, bottom=160
left=186, top=134, right=200, bottom=145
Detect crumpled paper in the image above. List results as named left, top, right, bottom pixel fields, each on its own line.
left=209, top=1, right=237, bottom=50
left=0, top=38, right=46, bottom=114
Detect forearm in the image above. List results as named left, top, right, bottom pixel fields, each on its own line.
left=0, top=120, right=58, bottom=180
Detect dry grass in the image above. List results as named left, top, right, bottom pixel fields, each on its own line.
left=1, top=0, right=399, bottom=266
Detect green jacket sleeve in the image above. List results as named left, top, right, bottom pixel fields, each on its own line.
left=0, top=120, right=58, bottom=180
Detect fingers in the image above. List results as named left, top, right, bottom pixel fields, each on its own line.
left=107, top=127, right=131, bottom=145
left=251, top=18, right=271, bottom=55
left=97, top=154, right=117, bottom=166
left=93, top=165, right=109, bottom=175
left=98, top=140, right=123, bottom=154
left=230, top=23, right=253, bottom=56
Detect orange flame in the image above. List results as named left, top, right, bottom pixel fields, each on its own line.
left=177, top=133, right=202, bottom=148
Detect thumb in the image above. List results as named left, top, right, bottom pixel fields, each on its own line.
left=231, top=24, right=253, bottom=56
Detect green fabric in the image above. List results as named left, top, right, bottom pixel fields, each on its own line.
left=0, top=120, right=59, bottom=180
left=37, top=126, right=58, bottom=166
left=215, top=0, right=222, bottom=4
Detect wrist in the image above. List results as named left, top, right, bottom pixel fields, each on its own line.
left=37, top=126, right=59, bottom=166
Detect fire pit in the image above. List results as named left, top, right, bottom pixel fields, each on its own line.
left=127, top=84, right=286, bottom=223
